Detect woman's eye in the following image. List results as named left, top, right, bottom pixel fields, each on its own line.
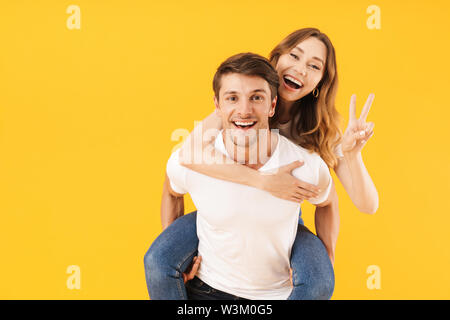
left=289, top=53, right=299, bottom=60
left=309, top=64, right=320, bottom=70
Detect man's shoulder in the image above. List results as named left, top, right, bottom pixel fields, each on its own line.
left=167, top=148, right=182, bottom=170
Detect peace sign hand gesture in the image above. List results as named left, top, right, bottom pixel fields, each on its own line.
left=341, top=94, right=375, bottom=155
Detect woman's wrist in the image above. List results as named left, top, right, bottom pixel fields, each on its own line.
left=254, top=171, right=268, bottom=191
left=343, top=150, right=362, bottom=162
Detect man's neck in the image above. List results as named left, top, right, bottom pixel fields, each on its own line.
left=222, top=129, right=278, bottom=170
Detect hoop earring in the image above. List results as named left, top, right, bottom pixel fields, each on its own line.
left=312, top=88, right=319, bottom=98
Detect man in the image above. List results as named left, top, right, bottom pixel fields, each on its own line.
left=161, top=53, right=334, bottom=299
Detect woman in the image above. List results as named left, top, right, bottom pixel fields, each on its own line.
left=144, top=28, right=378, bottom=300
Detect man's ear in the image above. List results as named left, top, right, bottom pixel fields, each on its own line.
left=269, top=95, right=277, bottom=117
left=214, top=96, right=221, bottom=115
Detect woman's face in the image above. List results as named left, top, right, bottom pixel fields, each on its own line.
left=275, top=37, right=327, bottom=102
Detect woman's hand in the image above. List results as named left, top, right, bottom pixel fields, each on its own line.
left=341, top=94, right=375, bottom=156
left=260, top=161, right=321, bottom=202
left=183, top=256, right=202, bottom=283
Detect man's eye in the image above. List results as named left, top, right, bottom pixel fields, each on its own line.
left=252, top=95, right=263, bottom=101
left=227, top=96, right=237, bottom=102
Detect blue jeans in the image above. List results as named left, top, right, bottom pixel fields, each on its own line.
left=144, top=211, right=334, bottom=300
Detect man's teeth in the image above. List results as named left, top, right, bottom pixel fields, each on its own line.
left=285, top=75, right=303, bottom=87
left=234, top=121, right=255, bottom=127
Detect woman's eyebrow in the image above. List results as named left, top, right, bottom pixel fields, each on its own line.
left=294, top=46, right=325, bottom=66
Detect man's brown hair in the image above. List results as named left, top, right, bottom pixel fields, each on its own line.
left=212, top=52, right=279, bottom=100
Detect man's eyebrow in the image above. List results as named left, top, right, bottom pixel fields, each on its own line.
left=223, top=88, right=268, bottom=95
left=294, top=46, right=325, bottom=65
left=251, top=89, right=268, bottom=94
left=223, top=90, right=238, bottom=95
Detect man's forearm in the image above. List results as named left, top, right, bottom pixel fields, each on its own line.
left=314, top=185, right=340, bottom=265
left=160, top=178, right=185, bottom=230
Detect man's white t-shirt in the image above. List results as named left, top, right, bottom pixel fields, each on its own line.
left=166, top=131, right=332, bottom=300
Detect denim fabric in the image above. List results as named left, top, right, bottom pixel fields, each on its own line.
left=186, top=276, right=248, bottom=300
left=287, top=223, right=334, bottom=300
left=144, top=211, right=334, bottom=300
left=144, top=213, right=198, bottom=300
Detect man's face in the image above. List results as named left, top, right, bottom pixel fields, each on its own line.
left=215, top=73, right=277, bottom=148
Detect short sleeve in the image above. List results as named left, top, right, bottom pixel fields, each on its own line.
left=166, top=149, right=188, bottom=195
left=308, top=159, right=332, bottom=205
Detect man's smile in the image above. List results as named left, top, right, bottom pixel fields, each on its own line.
left=231, top=120, right=258, bottom=130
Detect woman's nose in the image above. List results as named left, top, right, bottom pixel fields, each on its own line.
left=293, top=63, right=307, bottom=77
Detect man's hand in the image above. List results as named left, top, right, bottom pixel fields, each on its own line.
left=183, top=256, right=202, bottom=283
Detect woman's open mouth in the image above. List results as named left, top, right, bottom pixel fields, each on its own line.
left=232, top=120, right=257, bottom=130
left=283, top=75, right=303, bottom=90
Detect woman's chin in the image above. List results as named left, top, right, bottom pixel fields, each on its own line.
left=279, top=91, right=307, bottom=103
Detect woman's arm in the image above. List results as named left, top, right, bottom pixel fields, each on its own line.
left=336, top=93, right=379, bottom=214
left=178, top=112, right=321, bottom=202
left=335, top=153, right=378, bottom=214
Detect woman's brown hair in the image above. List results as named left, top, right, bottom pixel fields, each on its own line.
left=269, top=28, right=342, bottom=169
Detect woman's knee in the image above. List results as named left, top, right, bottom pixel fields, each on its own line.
left=297, top=268, right=334, bottom=300
left=144, top=241, right=174, bottom=280
left=143, top=211, right=199, bottom=278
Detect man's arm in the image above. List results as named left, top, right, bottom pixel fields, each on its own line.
left=309, top=160, right=339, bottom=267
left=160, top=172, right=202, bottom=283
left=314, top=180, right=339, bottom=266
left=160, top=173, right=185, bottom=230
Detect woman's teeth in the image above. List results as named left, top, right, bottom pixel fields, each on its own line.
left=284, top=75, right=303, bottom=89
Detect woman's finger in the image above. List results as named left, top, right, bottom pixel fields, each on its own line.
left=359, top=93, right=375, bottom=122
left=364, top=122, right=375, bottom=133
left=291, top=195, right=305, bottom=203
left=295, top=180, right=321, bottom=195
left=295, top=188, right=316, bottom=200
left=349, top=94, right=357, bottom=121
left=365, top=131, right=374, bottom=141
left=353, top=130, right=367, bottom=142
left=280, top=160, right=304, bottom=174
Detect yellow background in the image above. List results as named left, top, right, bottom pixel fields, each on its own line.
left=1, top=0, right=449, bottom=299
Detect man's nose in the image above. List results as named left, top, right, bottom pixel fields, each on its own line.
left=236, top=100, right=253, bottom=117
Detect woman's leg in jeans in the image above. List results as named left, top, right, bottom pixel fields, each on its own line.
left=143, top=211, right=198, bottom=300
left=287, top=223, right=335, bottom=300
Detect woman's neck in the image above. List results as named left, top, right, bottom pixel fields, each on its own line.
left=277, top=98, right=295, bottom=124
